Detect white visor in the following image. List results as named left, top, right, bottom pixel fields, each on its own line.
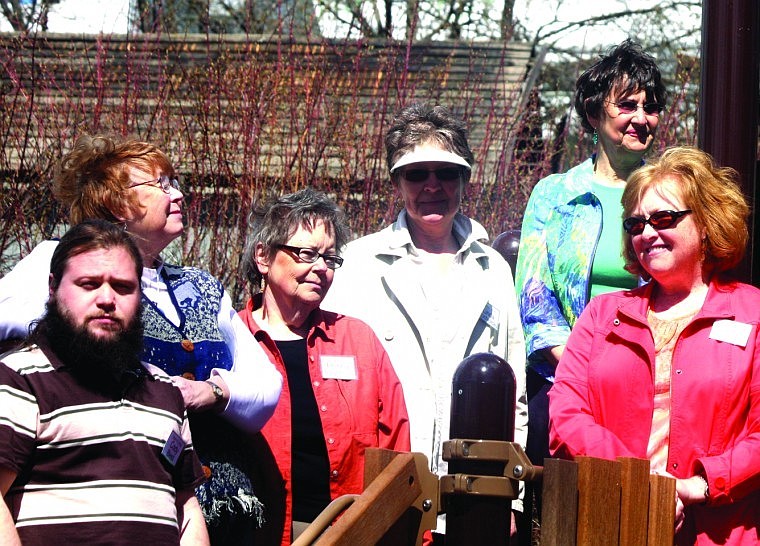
left=390, top=148, right=471, bottom=173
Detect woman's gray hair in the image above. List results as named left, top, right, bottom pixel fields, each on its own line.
left=242, top=187, right=350, bottom=295
left=385, top=103, right=474, bottom=183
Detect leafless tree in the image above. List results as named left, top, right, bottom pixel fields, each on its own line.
left=0, top=0, right=61, bottom=31
left=130, top=0, right=318, bottom=34
left=313, top=0, right=512, bottom=40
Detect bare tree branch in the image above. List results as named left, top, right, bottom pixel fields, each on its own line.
left=0, top=0, right=60, bottom=31
left=534, top=1, right=701, bottom=44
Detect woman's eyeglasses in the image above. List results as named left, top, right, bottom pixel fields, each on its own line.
left=608, top=100, right=665, bottom=116
left=130, top=175, right=181, bottom=194
left=276, top=244, right=344, bottom=269
left=623, top=210, right=692, bottom=235
left=400, top=167, right=462, bottom=183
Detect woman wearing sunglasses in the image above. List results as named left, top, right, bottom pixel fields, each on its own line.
left=237, top=188, right=410, bottom=544
left=322, top=103, right=527, bottom=542
left=0, top=134, right=283, bottom=544
left=514, top=39, right=667, bottom=504
left=549, top=147, right=760, bottom=545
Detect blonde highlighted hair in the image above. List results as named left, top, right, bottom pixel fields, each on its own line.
left=622, top=146, right=749, bottom=278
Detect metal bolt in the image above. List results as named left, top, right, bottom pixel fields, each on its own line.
left=422, top=499, right=433, bottom=512
left=513, top=465, right=524, bottom=478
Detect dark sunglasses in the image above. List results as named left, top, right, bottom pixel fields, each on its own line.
left=400, top=167, right=462, bottom=183
left=609, top=100, right=665, bottom=116
left=276, top=244, right=344, bottom=269
left=623, top=209, right=692, bottom=235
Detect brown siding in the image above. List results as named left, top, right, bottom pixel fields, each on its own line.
left=0, top=33, right=535, bottom=181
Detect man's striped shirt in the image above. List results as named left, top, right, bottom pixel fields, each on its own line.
left=0, top=343, right=205, bottom=545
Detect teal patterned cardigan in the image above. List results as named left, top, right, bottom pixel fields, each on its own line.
left=514, top=158, right=603, bottom=381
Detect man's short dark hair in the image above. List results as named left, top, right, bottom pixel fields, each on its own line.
left=49, top=219, right=143, bottom=290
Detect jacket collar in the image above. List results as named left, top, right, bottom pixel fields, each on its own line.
left=617, top=277, right=739, bottom=324
left=243, top=294, right=335, bottom=342
left=378, top=209, right=491, bottom=262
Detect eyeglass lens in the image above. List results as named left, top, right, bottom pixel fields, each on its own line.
left=131, top=175, right=180, bottom=193
left=402, top=167, right=461, bottom=183
left=279, top=245, right=344, bottom=269
left=159, top=176, right=181, bottom=192
left=615, top=100, right=664, bottom=116
left=623, top=210, right=692, bottom=235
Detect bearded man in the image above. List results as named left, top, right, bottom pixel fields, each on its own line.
left=0, top=219, right=208, bottom=545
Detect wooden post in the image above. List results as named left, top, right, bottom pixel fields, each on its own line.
left=314, top=452, right=422, bottom=546
left=576, top=457, right=621, bottom=546
left=539, top=457, right=674, bottom=545
left=540, top=458, right=578, bottom=545
left=699, top=0, right=760, bottom=283
left=617, top=458, right=650, bottom=546
left=647, top=474, right=676, bottom=546
left=362, top=448, right=436, bottom=545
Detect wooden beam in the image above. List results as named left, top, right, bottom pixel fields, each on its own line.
left=699, top=0, right=760, bottom=283
left=315, top=452, right=422, bottom=546
left=540, top=458, right=578, bottom=545
left=576, top=456, right=621, bottom=546
left=617, top=457, right=649, bottom=546
left=646, top=474, right=675, bottom=546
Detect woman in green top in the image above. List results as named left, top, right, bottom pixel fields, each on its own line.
left=514, top=38, right=667, bottom=519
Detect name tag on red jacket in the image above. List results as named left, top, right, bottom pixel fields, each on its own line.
left=709, top=319, right=752, bottom=347
left=321, top=355, right=358, bottom=380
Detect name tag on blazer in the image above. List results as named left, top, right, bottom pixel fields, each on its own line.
left=321, top=355, right=358, bottom=380
left=709, top=319, right=752, bottom=347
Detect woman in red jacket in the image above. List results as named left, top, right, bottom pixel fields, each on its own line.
left=549, top=147, right=760, bottom=545
left=238, top=188, right=410, bottom=545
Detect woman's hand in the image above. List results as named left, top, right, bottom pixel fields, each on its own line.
left=675, top=475, right=708, bottom=506
left=171, top=375, right=229, bottom=412
left=674, top=494, right=685, bottom=534
left=660, top=473, right=708, bottom=534
left=657, top=472, right=707, bottom=534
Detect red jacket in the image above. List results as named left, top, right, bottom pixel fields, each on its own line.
left=549, top=278, right=760, bottom=546
left=239, top=298, right=411, bottom=545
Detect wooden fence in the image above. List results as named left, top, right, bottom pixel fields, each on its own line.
left=308, top=450, right=676, bottom=545
left=542, top=457, right=675, bottom=546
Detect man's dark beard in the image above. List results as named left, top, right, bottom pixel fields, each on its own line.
left=30, top=298, right=146, bottom=398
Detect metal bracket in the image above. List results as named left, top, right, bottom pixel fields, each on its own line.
left=440, top=439, right=543, bottom=499
left=440, top=473, right=520, bottom=498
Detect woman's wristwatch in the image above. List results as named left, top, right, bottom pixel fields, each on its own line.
left=696, top=475, right=709, bottom=503
left=205, top=380, right=225, bottom=408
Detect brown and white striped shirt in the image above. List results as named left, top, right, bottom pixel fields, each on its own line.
left=0, top=343, right=205, bottom=545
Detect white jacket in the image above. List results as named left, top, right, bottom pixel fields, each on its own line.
left=322, top=211, right=527, bottom=506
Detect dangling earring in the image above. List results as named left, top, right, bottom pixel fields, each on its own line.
left=701, top=237, right=708, bottom=262
left=592, top=131, right=598, bottom=146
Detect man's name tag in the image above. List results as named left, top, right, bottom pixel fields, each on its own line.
left=709, top=319, right=752, bottom=347
left=321, top=356, right=358, bottom=380
left=162, top=430, right=185, bottom=466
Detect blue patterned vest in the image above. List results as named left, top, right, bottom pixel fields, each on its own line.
left=140, top=264, right=261, bottom=530
left=141, top=264, right=233, bottom=381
